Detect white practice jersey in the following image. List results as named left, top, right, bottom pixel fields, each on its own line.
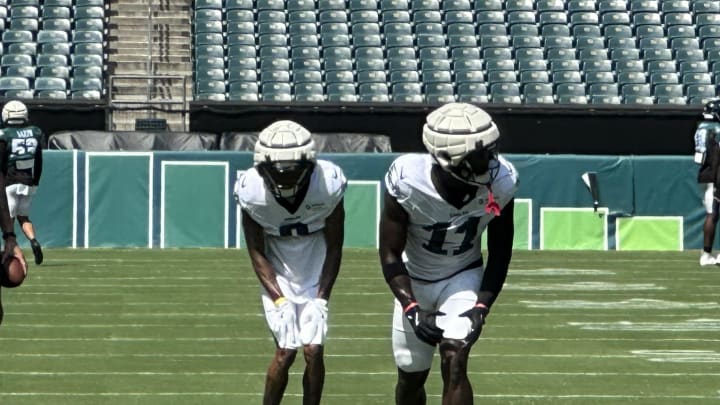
left=385, top=154, right=518, bottom=282
left=236, top=160, right=347, bottom=290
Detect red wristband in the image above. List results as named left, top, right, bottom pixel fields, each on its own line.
left=403, top=301, right=419, bottom=313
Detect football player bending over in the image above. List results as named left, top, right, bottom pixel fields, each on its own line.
left=234, top=120, right=346, bottom=405
left=379, top=103, right=519, bottom=404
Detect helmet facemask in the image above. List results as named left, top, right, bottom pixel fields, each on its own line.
left=257, top=159, right=314, bottom=200
left=438, top=141, right=500, bottom=186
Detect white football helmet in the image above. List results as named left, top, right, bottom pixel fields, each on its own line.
left=254, top=120, right=316, bottom=199
left=423, top=102, right=500, bottom=185
left=2, top=100, right=28, bottom=126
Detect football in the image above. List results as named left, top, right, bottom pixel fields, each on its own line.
left=2, top=256, right=28, bottom=288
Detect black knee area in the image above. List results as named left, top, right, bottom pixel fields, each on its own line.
left=439, top=338, right=469, bottom=355
left=17, top=216, right=30, bottom=225
left=713, top=201, right=719, bottom=223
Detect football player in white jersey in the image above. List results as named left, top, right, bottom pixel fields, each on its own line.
left=234, top=120, right=346, bottom=405
left=379, top=103, right=518, bottom=404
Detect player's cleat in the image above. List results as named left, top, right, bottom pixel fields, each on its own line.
left=31, top=239, right=43, bottom=265
left=700, top=251, right=716, bottom=266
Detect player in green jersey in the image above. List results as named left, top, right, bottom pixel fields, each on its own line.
left=0, top=101, right=43, bottom=265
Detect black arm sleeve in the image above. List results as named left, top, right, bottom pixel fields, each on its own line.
left=479, top=198, right=515, bottom=308
left=33, top=142, right=42, bottom=186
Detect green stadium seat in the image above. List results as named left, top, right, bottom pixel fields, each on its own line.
left=621, top=83, right=651, bottom=98
left=71, top=53, right=103, bottom=67
left=650, top=72, right=680, bottom=87
left=424, top=83, right=455, bottom=104
left=72, top=30, right=104, bottom=44
left=293, top=70, right=322, bottom=83
left=550, top=59, right=581, bottom=72
left=351, top=10, right=379, bottom=23
left=74, top=18, right=104, bottom=31
left=382, top=10, right=411, bottom=24
left=510, top=24, right=540, bottom=37
left=541, top=24, right=570, bottom=37
left=391, top=82, right=423, bottom=103
left=490, top=83, right=522, bottom=103
left=686, top=84, right=716, bottom=102
left=227, top=69, right=257, bottom=83
left=226, top=82, right=258, bottom=101
left=257, top=10, right=286, bottom=23
left=484, top=59, right=514, bottom=73
left=7, top=42, right=37, bottom=56
left=225, top=0, right=253, bottom=9
left=38, top=65, right=70, bottom=78
left=326, top=83, right=357, bottom=102
left=196, top=67, right=225, bottom=82
left=34, top=76, right=67, bottom=92
left=617, top=71, right=647, bottom=85
left=358, top=82, right=390, bottom=102
left=5, top=65, right=35, bottom=80
left=545, top=48, right=577, bottom=62
left=41, top=42, right=71, bottom=56
left=544, top=36, right=573, bottom=50
left=642, top=48, right=673, bottom=62
left=195, top=79, right=226, bottom=100
left=1, top=54, right=33, bottom=68
left=0, top=76, right=31, bottom=92
left=35, top=89, right=67, bottom=99
left=553, top=71, right=583, bottom=86
left=195, top=44, right=224, bottom=59
left=523, top=82, right=554, bottom=101
left=389, top=70, right=419, bottom=84
left=293, top=82, right=325, bottom=102
left=456, top=83, right=488, bottom=103
left=72, top=65, right=102, bottom=79
left=76, top=0, right=105, bottom=6
left=603, top=25, right=633, bottom=39
left=357, top=69, right=386, bottom=83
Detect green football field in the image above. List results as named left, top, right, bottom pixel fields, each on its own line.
left=1, top=249, right=719, bottom=405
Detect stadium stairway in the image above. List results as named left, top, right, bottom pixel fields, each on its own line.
left=107, top=0, right=192, bottom=130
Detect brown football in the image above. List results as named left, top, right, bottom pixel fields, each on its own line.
left=3, top=256, right=27, bottom=288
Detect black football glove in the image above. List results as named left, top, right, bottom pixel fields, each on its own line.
left=459, top=303, right=489, bottom=344
left=404, top=303, right=445, bottom=346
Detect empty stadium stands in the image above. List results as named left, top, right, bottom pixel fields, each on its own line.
left=191, top=0, right=720, bottom=104
left=0, top=0, right=107, bottom=100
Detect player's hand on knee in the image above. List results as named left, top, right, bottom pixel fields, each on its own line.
left=299, top=298, right=328, bottom=344
left=274, top=297, right=298, bottom=348
left=404, top=302, right=444, bottom=346
left=459, top=303, right=489, bottom=344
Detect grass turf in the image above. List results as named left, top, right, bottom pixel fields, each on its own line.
left=0, top=249, right=718, bottom=404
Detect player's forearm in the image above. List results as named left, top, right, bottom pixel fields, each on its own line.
left=317, top=249, right=341, bottom=300
left=478, top=258, right=510, bottom=308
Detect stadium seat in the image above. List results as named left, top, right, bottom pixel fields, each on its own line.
left=38, top=65, right=70, bottom=79
left=72, top=65, right=102, bottom=80
left=523, top=83, right=555, bottom=103
left=4, top=65, right=35, bottom=80
left=41, top=42, right=71, bottom=56
left=326, top=83, right=357, bottom=102
left=424, top=82, right=455, bottom=104
left=286, top=0, right=315, bottom=13
left=456, top=83, right=488, bottom=103
left=294, top=83, right=325, bottom=102
left=0, top=77, right=31, bottom=94
left=490, top=83, right=522, bottom=103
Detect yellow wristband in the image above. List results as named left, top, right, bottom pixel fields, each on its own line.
left=274, top=297, right=287, bottom=306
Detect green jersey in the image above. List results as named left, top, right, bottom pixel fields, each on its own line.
left=0, top=125, right=43, bottom=186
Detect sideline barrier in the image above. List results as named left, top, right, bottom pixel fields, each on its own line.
left=28, top=151, right=702, bottom=250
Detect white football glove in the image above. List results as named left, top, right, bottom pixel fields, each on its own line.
left=299, top=298, right=328, bottom=345
left=694, top=128, right=708, bottom=164
left=272, top=299, right=299, bottom=349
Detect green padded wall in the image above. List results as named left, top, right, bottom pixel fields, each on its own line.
left=616, top=217, right=683, bottom=251
left=161, top=161, right=228, bottom=248
left=85, top=153, right=152, bottom=247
